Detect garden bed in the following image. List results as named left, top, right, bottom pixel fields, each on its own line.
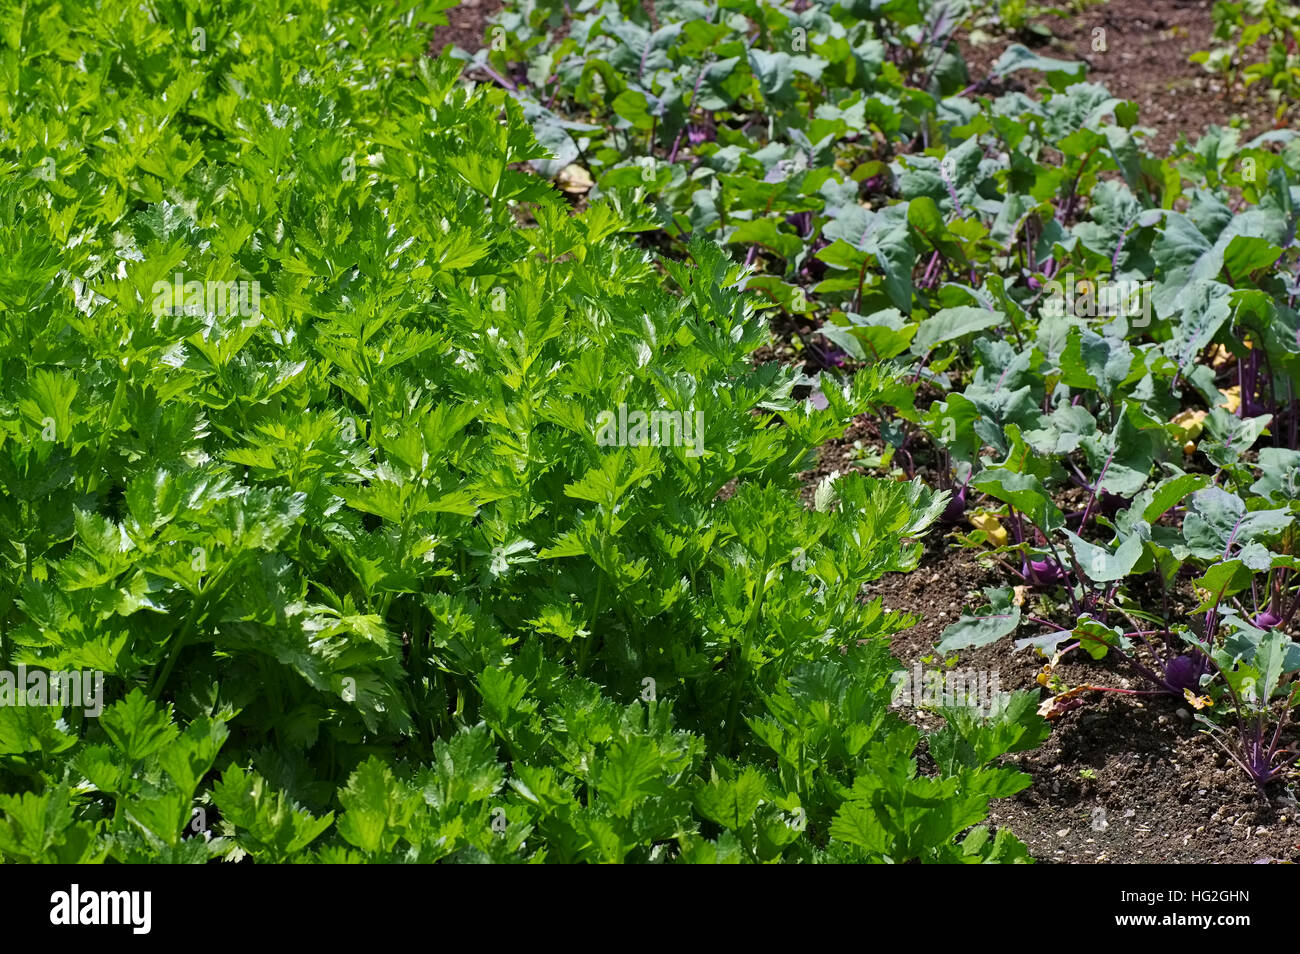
left=6, top=0, right=1300, bottom=867
left=436, top=0, right=1300, bottom=863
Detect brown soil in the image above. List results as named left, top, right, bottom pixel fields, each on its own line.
left=869, top=536, right=1300, bottom=864
left=959, top=0, right=1280, bottom=155
left=429, top=0, right=500, bottom=55
left=436, top=0, right=1282, bottom=153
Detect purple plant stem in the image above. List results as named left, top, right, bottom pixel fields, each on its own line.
left=667, top=129, right=685, bottom=164
left=1077, top=450, right=1113, bottom=531
left=1025, top=615, right=1069, bottom=632
left=939, top=164, right=964, bottom=217
left=476, top=62, right=518, bottom=92
left=1111, top=221, right=1131, bottom=273
left=922, top=250, right=941, bottom=287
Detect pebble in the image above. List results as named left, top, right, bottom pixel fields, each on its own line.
left=1176, top=708, right=1191, bottom=723
left=1057, top=828, right=1071, bottom=837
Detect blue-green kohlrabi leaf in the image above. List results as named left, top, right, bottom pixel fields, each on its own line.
left=1152, top=206, right=1288, bottom=315
left=822, top=203, right=915, bottom=311
left=1058, top=326, right=1132, bottom=399
left=1211, top=624, right=1300, bottom=708
left=937, top=587, right=1021, bottom=652
left=990, top=44, right=1087, bottom=82
left=1198, top=407, right=1271, bottom=469
left=817, top=308, right=917, bottom=362
left=1251, top=448, right=1300, bottom=501
left=1180, top=487, right=1294, bottom=560
left=972, top=469, right=1064, bottom=532
left=907, top=195, right=968, bottom=263
left=747, top=49, right=825, bottom=107
left=1063, top=523, right=1148, bottom=583
left=912, top=306, right=1003, bottom=354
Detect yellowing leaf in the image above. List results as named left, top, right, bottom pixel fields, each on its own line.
left=1209, top=344, right=1234, bottom=369
left=969, top=511, right=1008, bottom=547
left=1218, top=386, right=1241, bottom=414
left=1037, top=683, right=1110, bottom=719
left=1183, top=688, right=1213, bottom=710
left=1170, top=408, right=1206, bottom=441
left=1038, top=686, right=1089, bottom=719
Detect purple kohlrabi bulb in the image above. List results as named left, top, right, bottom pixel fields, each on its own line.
left=1255, top=608, right=1282, bottom=629
left=1164, top=651, right=1212, bottom=694
left=1096, top=491, right=1128, bottom=518
left=940, top=488, right=967, bottom=524
left=1027, top=559, right=1065, bottom=585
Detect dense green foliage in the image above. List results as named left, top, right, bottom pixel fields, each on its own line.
left=0, top=0, right=1051, bottom=863
left=491, top=0, right=1300, bottom=795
